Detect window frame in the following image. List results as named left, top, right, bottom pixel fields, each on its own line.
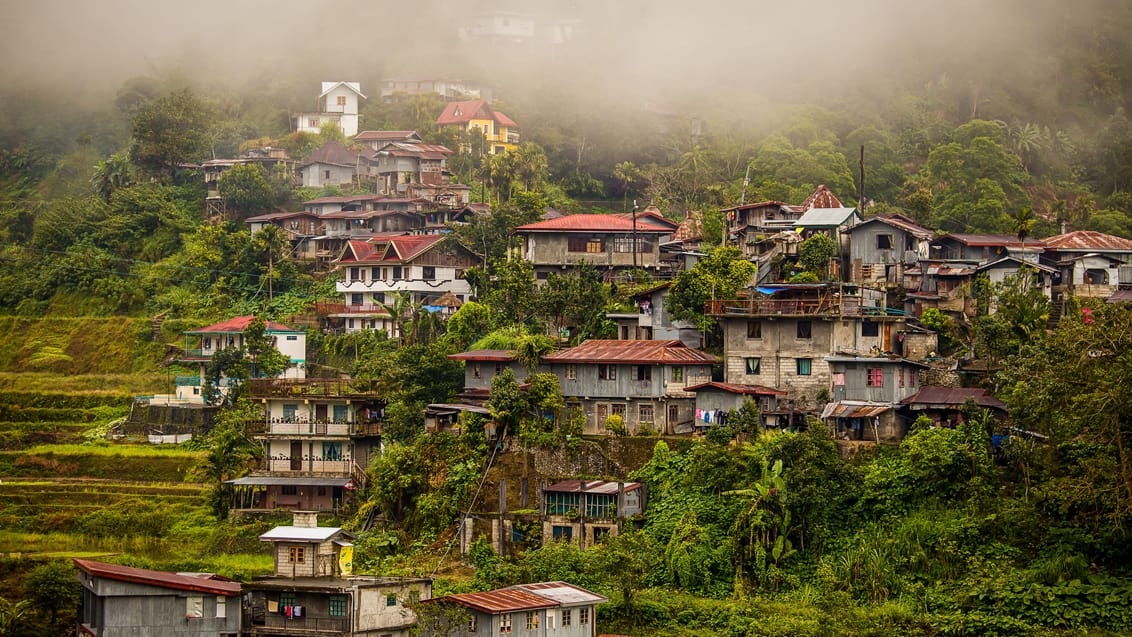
left=876, top=233, right=893, bottom=250
left=745, top=357, right=761, bottom=375
left=598, top=364, right=617, bottom=381
left=565, top=364, right=577, bottom=381
left=747, top=320, right=762, bottom=339
left=671, top=366, right=683, bottom=383
left=639, top=404, right=654, bottom=423
left=328, top=595, right=347, bottom=617
left=867, top=367, right=884, bottom=387
left=862, top=320, right=879, bottom=337
left=500, top=612, right=512, bottom=633
left=288, top=546, right=305, bottom=564
left=797, top=320, right=812, bottom=339
left=526, top=611, right=539, bottom=629
left=796, top=358, right=812, bottom=376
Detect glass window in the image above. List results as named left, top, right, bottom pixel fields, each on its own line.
left=500, top=612, right=512, bottom=633
left=333, top=405, right=348, bottom=421
left=526, top=612, right=539, bottom=629
left=322, top=442, right=343, bottom=461
left=586, top=493, right=616, bottom=518
left=329, top=595, right=347, bottom=617
left=671, top=367, right=683, bottom=382
left=282, top=485, right=298, bottom=496
left=279, top=592, right=297, bottom=608
left=797, top=320, right=812, bottom=339
left=745, top=357, right=761, bottom=375
left=289, top=546, right=305, bottom=563
left=565, top=365, right=577, bottom=380
left=422, top=266, right=436, bottom=280
left=568, top=236, right=603, bottom=253
left=599, top=365, right=617, bottom=381
left=286, top=335, right=298, bottom=341
left=580, top=607, right=590, bottom=624
left=862, top=320, right=879, bottom=337
left=282, top=404, right=298, bottom=420
left=563, top=609, right=572, bottom=626
left=747, top=320, right=762, bottom=338
left=867, top=368, right=884, bottom=387
left=386, top=594, right=397, bottom=607
left=216, top=595, right=226, bottom=618
left=639, top=404, right=654, bottom=422
left=611, top=404, right=625, bottom=418
left=636, top=365, right=651, bottom=381
left=796, top=358, right=812, bottom=376
left=468, top=615, right=477, bottom=632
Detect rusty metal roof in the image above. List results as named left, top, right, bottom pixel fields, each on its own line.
left=514, top=214, right=675, bottom=234
left=74, top=559, right=241, bottom=596
left=515, top=582, right=608, bottom=606
left=185, top=316, right=300, bottom=334
left=448, top=349, right=516, bottom=362
left=899, top=387, right=1006, bottom=410
left=820, top=401, right=892, bottom=419
left=847, top=214, right=934, bottom=239
left=800, top=184, right=845, bottom=211
left=542, top=339, right=718, bottom=365
left=685, top=381, right=786, bottom=396
left=439, top=587, right=558, bottom=613
left=545, top=479, right=642, bottom=495
left=1043, top=230, right=1132, bottom=252
left=937, top=233, right=1044, bottom=249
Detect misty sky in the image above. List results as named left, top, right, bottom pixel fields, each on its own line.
left=0, top=0, right=1080, bottom=105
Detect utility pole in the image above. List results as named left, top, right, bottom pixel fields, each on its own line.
left=632, top=199, right=639, bottom=270
left=859, top=145, right=866, bottom=213
left=739, top=162, right=752, bottom=206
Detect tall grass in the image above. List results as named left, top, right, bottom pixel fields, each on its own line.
left=12, top=443, right=205, bottom=458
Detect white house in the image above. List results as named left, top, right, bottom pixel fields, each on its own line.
left=173, top=316, right=306, bottom=404
left=294, top=81, right=366, bottom=137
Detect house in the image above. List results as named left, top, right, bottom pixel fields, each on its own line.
left=706, top=284, right=918, bottom=412
left=424, top=350, right=523, bottom=435
left=173, top=316, right=306, bottom=404
left=793, top=206, right=863, bottom=277
left=822, top=356, right=930, bottom=441
left=245, top=211, right=325, bottom=260
left=930, top=233, right=1044, bottom=263
left=355, top=130, right=423, bottom=150
left=1041, top=230, right=1132, bottom=302
left=844, top=214, right=933, bottom=287
left=225, top=378, right=384, bottom=514
left=244, top=512, right=432, bottom=637
left=541, top=339, right=716, bottom=435
left=605, top=282, right=702, bottom=347
left=74, top=558, right=242, bottom=637
left=297, top=142, right=368, bottom=189
left=899, top=386, right=1008, bottom=428
left=371, top=141, right=469, bottom=205
left=541, top=480, right=643, bottom=546
left=422, top=581, right=606, bottom=637
left=512, top=213, right=675, bottom=280
left=294, top=81, right=366, bottom=137
left=975, top=257, right=1057, bottom=306
left=380, top=79, right=490, bottom=102
left=435, top=100, right=520, bottom=155
left=905, top=260, right=979, bottom=318
left=331, top=234, right=479, bottom=334
left=202, top=147, right=294, bottom=197
left=685, top=381, right=793, bottom=431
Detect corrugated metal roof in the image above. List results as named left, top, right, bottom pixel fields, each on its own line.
left=542, top=339, right=718, bottom=365
left=685, top=381, right=786, bottom=396
left=1043, top=230, right=1132, bottom=252
left=820, top=401, right=892, bottom=419
left=186, top=316, right=300, bottom=334
left=74, top=559, right=241, bottom=596
left=847, top=214, right=933, bottom=239
left=545, top=480, right=642, bottom=495
left=514, top=213, right=675, bottom=233
left=260, top=525, right=344, bottom=542
left=1108, top=289, right=1132, bottom=303
left=976, top=256, right=1057, bottom=273
left=899, top=387, right=1006, bottom=410
left=939, top=233, right=1043, bottom=249
left=795, top=207, right=860, bottom=228
left=441, top=588, right=558, bottom=613
left=300, top=141, right=364, bottom=168
left=356, top=130, right=420, bottom=142
left=799, top=184, right=845, bottom=211
left=515, top=582, right=608, bottom=606
left=448, top=349, right=516, bottom=362
left=226, top=476, right=351, bottom=487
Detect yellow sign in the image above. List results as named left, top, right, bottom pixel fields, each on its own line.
left=338, top=544, right=353, bottom=576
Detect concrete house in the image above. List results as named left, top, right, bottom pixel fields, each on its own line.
left=226, top=378, right=385, bottom=514
left=332, top=234, right=479, bottom=334
left=844, top=214, right=934, bottom=287
left=1041, top=230, right=1132, bottom=302
left=822, top=356, right=929, bottom=441
left=74, top=558, right=242, bottom=637
left=707, top=284, right=914, bottom=412
left=606, top=282, right=702, bottom=347
left=297, top=142, right=368, bottom=189
left=435, top=99, right=520, bottom=155
left=173, top=316, right=306, bottom=404
left=423, top=581, right=606, bottom=637
left=245, top=512, right=432, bottom=637
left=542, top=339, right=716, bottom=435
left=542, top=479, right=644, bottom=547
left=512, top=213, right=675, bottom=280
left=294, top=81, right=366, bottom=137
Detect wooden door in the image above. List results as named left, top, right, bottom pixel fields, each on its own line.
left=668, top=404, right=680, bottom=430
left=597, top=404, right=608, bottom=431
left=290, top=441, right=303, bottom=471
left=315, top=404, right=328, bottom=422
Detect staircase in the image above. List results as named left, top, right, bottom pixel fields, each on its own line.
left=150, top=311, right=169, bottom=341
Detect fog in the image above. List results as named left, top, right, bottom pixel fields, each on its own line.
left=1, top=0, right=1080, bottom=109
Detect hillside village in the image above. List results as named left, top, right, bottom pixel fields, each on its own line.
left=5, top=3, right=1132, bottom=633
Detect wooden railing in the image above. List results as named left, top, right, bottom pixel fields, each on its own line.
left=702, top=297, right=904, bottom=317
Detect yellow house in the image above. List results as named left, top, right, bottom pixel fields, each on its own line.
left=435, top=99, right=519, bottom=154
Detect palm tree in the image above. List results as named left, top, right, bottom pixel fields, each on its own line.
left=91, top=152, right=131, bottom=202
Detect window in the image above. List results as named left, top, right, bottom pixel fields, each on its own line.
left=552, top=525, right=574, bottom=540
left=671, top=367, right=683, bottom=382
left=468, top=615, right=477, bottom=632
left=613, top=236, right=653, bottom=253
left=329, top=595, right=347, bottom=617
left=336, top=95, right=347, bottom=106
left=598, top=365, right=617, bottom=381
left=833, top=372, right=846, bottom=386
left=565, top=365, right=577, bottom=380
left=289, top=546, right=305, bottom=563
left=279, top=592, right=297, bottom=608
left=636, top=365, right=652, bottom=381
left=283, top=404, right=298, bottom=420
left=611, top=404, right=625, bottom=418
left=500, top=612, right=512, bottom=633
left=563, top=609, right=572, bottom=626
left=333, top=405, right=348, bottom=421
left=392, top=266, right=402, bottom=280
left=587, top=493, right=616, bottom=517
left=877, top=233, right=893, bottom=250
left=747, top=320, right=762, bottom=339
left=546, top=491, right=580, bottom=515
left=796, top=358, right=812, bottom=376
left=568, top=236, right=604, bottom=253
left=867, top=368, right=884, bottom=387
left=639, top=404, right=654, bottom=422
left=323, top=442, right=343, bottom=461
left=186, top=595, right=203, bottom=619
left=309, top=119, right=318, bottom=128
left=547, top=610, right=556, bottom=629
left=286, top=335, right=298, bottom=341
left=898, top=368, right=905, bottom=388
left=351, top=293, right=363, bottom=305
left=862, top=320, right=879, bottom=337
left=323, top=169, right=331, bottom=180
left=282, top=485, right=298, bottom=496
left=386, top=594, right=397, bottom=607
left=745, top=357, right=761, bottom=375
left=797, top=320, right=812, bottom=339
left=580, top=607, right=590, bottom=624
left=526, top=611, right=539, bottom=629
left=204, top=337, right=212, bottom=349
left=216, top=595, right=226, bottom=618
left=422, top=266, right=436, bottom=280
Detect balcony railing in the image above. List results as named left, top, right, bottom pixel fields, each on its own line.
left=263, top=421, right=352, bottom=436
left=315, top=302, right=394, bottom=317
left=263, top=457, right=353, bottom=474
left=705, top=297, right=905, bottom=317
left=246, top=377, right=384, bottom=397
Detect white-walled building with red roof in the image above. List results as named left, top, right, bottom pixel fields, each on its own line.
left=173, top=316, right=306, bottom=403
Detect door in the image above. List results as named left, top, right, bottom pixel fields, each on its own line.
left=290, top=441, right=303, bottom=471
left=597, top=404, right=608, bottom=431
left=669, top=404, right=680, bottom=430
left=315, top=404, right=328, bottom=422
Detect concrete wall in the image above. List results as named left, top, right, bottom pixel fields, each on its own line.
left=521, top=232, right=665, bottom=269
left=357, top=582, right=430, bottom=633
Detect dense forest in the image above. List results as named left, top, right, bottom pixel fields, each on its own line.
left=3, top=1, right=1132, bottom=635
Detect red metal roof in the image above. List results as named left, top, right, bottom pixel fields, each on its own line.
left=440, top=588, right=557, bottom=613
left=449, top=349, right=517, bottom=362
left=1042, top=230, right=1132, bottom=252
left=187, top=316, right=300, bottom=334
left=514, top=214, right=675, bottom=233
left=685, top=381, right=786, bottom=396
left=542, top=339, right=718, bottom=365
left=74, top=559, right=241, bottom=596
left=799, top=184, right=844, bottom=211
left=435, top=100, right=517, bottom=129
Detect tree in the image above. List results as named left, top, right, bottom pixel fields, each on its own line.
left=487, top=368, right=528, bottom=439
left=91, top=152, right=132, bottom=202
left=668, top=246, right=756, bottom=336
left=129, top=89, right=216, bottom=181
left=797, top=233, right=837, bottom=279
left=243, top=316, right=291, bottom=379
left=537, top=262, right=611, bottom=340
left=219, top=163, right=276, bottom=218
left=23, top=561, right=81, bottom=630
left=591, top=531, right=661, bottom=617
left=196, top=400, right=262, bottom=517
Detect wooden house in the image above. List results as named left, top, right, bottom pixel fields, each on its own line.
left=422, top=582, right=606, bottom=637
left=822, top=356, right=929, bottom=441
left=541, top=480, right=644, bottom=547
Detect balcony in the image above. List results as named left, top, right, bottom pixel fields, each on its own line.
left=315, top=302, right=393, bottom=317
left=262, top=421, right=353, bottom=436
left=262, top=457, right=353, bottom=474
left=246, top=377, right=385, bottom=398
left=705, top=297, right=902, bottom=318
